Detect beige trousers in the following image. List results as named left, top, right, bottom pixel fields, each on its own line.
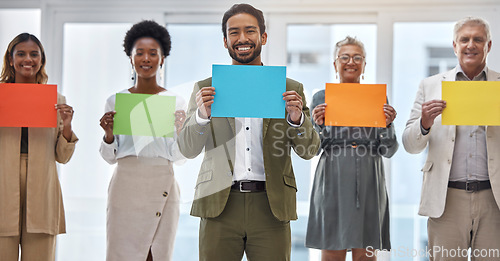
left=0, top=154, right=56, bottom=261
left=428, top=187, right=500, bottom=261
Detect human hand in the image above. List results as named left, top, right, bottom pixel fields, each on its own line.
left=421, top=99, right=446, bottom=129
left=283, top=91, right=303, bottom=124
left=196, top=87, right=215, bottom=119
left=56, top=104, right=74, bottom=127
left=100, top=111, right=116, bottom=144
left=312, top=103, right=327, bottom=125
left=175, top=110, right=186, bottom=134
left=384, top=104, right=397, bottom=126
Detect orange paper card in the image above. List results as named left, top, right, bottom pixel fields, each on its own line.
left=324, top=83, right=386, bottom=127
left=0, top=83, right=57, bottom=127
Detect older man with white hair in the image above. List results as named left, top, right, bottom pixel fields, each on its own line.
left=403, top=16, right=500, bottom=261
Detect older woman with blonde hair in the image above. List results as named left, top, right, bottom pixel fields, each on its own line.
left=306, top=36, right=398, bottom=261
left=0, top=33, right=78, bottom=261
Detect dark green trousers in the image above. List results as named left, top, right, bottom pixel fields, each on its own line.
left=199, top=190, right=291, bottom=261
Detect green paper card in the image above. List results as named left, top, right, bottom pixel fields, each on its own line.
left=113, top=93, right=176, bottom=137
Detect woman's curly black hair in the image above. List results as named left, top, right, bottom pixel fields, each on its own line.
left=123, top=20, right=171, bottom=57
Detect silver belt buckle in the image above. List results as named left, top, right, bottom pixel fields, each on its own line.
left=465, top=181, right=478, bottom=193
left=239, top=180, right=251, bottom=192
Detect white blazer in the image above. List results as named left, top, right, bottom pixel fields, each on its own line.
left=402, top=66, right=500, bottom=218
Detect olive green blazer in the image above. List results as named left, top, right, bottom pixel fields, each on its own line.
left=178, top=77, right=320, bottom=221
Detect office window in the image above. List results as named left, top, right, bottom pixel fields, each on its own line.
left=59, top=23, right=132, bottom=261
left=165, top=23, right=230, bottom=260
left=391, top=22, right=455, bottom=261
left=0, top=9, right=41, bottom=73
left=427, top=47, right=456, bottom=76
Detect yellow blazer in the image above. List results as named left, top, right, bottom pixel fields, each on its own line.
left=0, top=93, right=78, bottom=236
left=178, top=77, right=320, bottom=221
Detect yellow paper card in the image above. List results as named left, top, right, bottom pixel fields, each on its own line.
left=442, top=81, right=500, bottom=125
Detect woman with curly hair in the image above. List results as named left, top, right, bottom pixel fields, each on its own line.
left=0, top=33, right=78, bottom=261
left=99, top=20, right=186, bottom=261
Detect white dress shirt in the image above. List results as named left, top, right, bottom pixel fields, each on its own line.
left=100, top=89, right=187, bottom=165
left=449, top=66, right=489, bottom=181
left=233, top=117, right=265, bottom=181
left=195, top=109, right=303, bottom=182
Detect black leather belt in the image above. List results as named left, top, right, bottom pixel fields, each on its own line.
left=231, top=181, right=266, bottom=192
left=323, top=140, right=378, bottom=150
left=448, top=180, right=491, bottom=192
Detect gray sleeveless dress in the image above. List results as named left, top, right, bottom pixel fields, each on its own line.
left=305, top=90, right=398, bottom=251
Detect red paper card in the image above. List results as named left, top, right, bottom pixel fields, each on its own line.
left=0, top=83, right=57, bottom=127
left=325, top=83, right=386, bottom=128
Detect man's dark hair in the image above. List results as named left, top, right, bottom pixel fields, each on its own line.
left=123, top=20, right=171, bottom=57
left=222, top=3, right=266, bottom=38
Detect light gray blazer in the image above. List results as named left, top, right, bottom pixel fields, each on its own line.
left=402, top=66, right=500, bottom=218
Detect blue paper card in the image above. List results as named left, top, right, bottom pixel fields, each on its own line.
left=211, top=64, right=286, bottom=118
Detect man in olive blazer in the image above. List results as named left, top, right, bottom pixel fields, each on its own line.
left=180, top=77, right=319, bottom=219
left=178, top=4, right=320, bottom=261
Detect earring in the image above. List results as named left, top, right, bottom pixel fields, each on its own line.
left=130, top=66, right=135, bottom=81
left=158, top=64, right=165, bottom=85
left=362, top=74, right=364, bottom=80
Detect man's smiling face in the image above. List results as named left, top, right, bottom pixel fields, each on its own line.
left=224, top=13, right=267, bottom=65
